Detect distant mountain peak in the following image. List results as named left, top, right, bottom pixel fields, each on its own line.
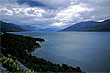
left=60, top=19, right=110, bottom=32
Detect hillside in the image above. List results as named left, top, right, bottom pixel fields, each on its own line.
left=60, top=19, right=110, bottom=32
left=0, top=21, right=24, bottom=32
left=0, top=33, right=83, bottom=72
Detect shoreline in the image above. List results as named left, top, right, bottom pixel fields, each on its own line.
left=1, top=32, right=84, bottom=72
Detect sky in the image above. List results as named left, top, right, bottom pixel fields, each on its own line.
left=0, top=0, right=110, bottom=29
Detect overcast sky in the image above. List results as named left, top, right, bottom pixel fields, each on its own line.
left=0, top=0, right=110, bottom=29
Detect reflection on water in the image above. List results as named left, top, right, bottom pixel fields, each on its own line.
left=11, top=31, right=110, bottom=72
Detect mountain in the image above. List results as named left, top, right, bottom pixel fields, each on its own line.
left=0, top=21, right=60, bottom=32
left=60, top=19, right=110, bottom=32
left=0, top=21, right=25, bottom=32
left=20, top=25, right=60, bottom=31
left=39, top=28, right=61, bottom=31
left=20, top=25, right=39, bottom=31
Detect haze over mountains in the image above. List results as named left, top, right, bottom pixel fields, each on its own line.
left=0, top=19, right=110, bottom=32
left=21, top=25, right=60, bottom=31
left=0, top=21, right=60, bottom=32
left=60, top=19, right=110, bottom=32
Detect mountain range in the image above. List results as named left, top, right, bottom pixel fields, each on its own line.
left=0, top=21, right=24, bottom=32
left=1, top=19, right=110, bottom=32
left=60, top=19, right=110, bottom=32
left=20, top=25, right=39, bottom=31
left=0, top=21, right=60, bottom=32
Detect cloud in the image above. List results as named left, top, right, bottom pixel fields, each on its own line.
left=17, top=0, right=71, bottom=9
left=0, top=0, right=110, bottom=29
left=50, top=2, right=94, bottom=27
left=55, top=2, right=94, bottom=21
left=50, top=22, right=68, bottom=28
left=0, top=3, right=46, bottom=25
left=0, top=8, right=13, bottom=16
left=17, top=0, right=50, bottom=8
left=0, top=6, right=45, bottom=17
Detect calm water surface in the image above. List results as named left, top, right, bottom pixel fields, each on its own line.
left=11, top=31, right=110, bottom=72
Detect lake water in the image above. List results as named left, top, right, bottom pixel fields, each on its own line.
left=11, top=31, right=110, bottom=72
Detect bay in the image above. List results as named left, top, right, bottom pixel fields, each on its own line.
left=10, top=31, right=110, bottom=72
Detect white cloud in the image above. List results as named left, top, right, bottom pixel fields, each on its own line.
left=50, top=2, right=94, bottom=27
left=22, top=7, right=45, bottom=17
left=50, top=22, right=68, bottom=28
left=54, top=2, right=94, bottom=22
left=0, top=7, right=13, bottom=15
left=0, top=5, right=45, bottom=17
left=0, top=3, right=46, bottom=27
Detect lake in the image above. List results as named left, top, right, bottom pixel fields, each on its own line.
left=10, top=31, right=110, bottom=72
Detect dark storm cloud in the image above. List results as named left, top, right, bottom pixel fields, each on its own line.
left=17, top=0, right=55, bottom=9
left=16, top=0, right=71, bottom=9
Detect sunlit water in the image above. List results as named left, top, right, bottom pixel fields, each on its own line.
left=10, top=31, right=110, bottom=72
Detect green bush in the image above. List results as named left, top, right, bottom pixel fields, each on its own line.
left=0, top=57, right=22, bottom=72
